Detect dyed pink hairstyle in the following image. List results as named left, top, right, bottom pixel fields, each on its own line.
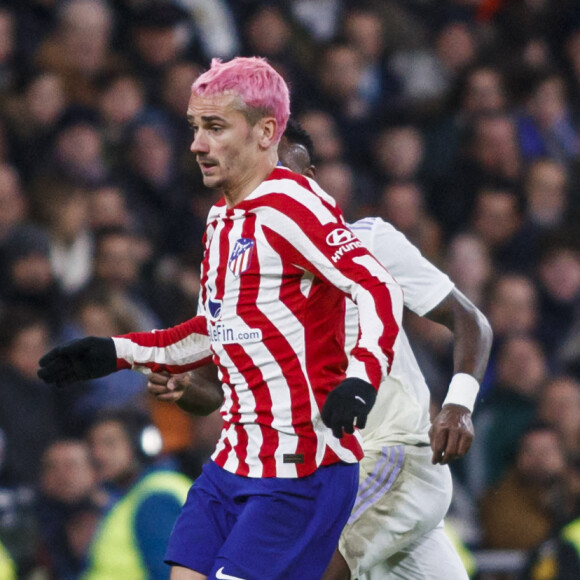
left=192, top=57, right=290, bottom=142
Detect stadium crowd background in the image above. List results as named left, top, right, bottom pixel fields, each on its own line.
left=0, top=0, right=579, bottom=578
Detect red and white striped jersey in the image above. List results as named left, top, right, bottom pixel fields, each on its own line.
left=113, top=168, right=404, bottom=478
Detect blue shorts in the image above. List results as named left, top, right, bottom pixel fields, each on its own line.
left=165, top=459, right=359, bottom=580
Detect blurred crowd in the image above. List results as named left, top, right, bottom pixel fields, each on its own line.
left=0, top=0, right=579, bottom=578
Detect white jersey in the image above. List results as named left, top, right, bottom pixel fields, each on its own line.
left=346, top=218, right=454, bottom=450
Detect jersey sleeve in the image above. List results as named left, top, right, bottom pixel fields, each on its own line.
left=259, top=178, right=404, bottom=389
left=360, top=218, right=454, bottom=316
left=112, top=315, right=212, bottom=375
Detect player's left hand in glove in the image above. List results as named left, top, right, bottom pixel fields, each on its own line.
left=321, top=378, right=377, bottom=438
left=37, top=337, right=118, bottom=386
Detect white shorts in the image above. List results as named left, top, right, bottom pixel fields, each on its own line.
left=338, top=444, right=469, bottom=579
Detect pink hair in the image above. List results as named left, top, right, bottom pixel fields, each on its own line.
left=192, top=57, right=290, bottom=142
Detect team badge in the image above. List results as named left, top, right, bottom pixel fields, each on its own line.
left=229, top=238, right=255, bottom=276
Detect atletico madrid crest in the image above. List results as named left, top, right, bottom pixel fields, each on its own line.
left=229, top=238, right=255, bottom=276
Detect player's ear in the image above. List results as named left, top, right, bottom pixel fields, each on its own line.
left=304, top=165, right=316, bottom=179
left=257, top=117, right=277, bottom=149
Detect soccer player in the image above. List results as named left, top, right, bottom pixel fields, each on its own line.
left=37, top=57, right=405, bottom=580
left=150, top=119, right=493, bottom=580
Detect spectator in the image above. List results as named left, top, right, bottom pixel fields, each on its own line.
left=429, top=111, right=522, bottom=238
left=523, top=158, right=569, bottom=229
left=82, top=408, right=191, bottom=580
left=379, top=181, right=443, bottom=262
left=479, top=422, right=570, bottom=550
left=372, top=123, right=425, bottom=184
left=125, top=2, right=199, bottom=105
left=96, top=71, right=147, bottom=169
left=296, top=109, right=344, bottom=164
left=34, top=0, right=120, bottom=107
left=340, top=4, right=401, bottom=117
left=0, top=224, right=66, bottom=335
left=445, top=232, right=494, bottom=309
left=467, top=334, right=548, bottom=498
left=31, top=176, right=94, bottom=295
left=517, top=70, right=580, bottom=163
left=35, top=439, right=107, bottom=580
left=86, top=227, right=159, bottom=332
left=4, top=70, right=68, bottom=183
left=0, top=309, right=62, bottom=488
left=538, top=376, right=580, bottom=470
left=535, top=230, right=580, bottom=363
left=469, top=182, right=537, bottom=272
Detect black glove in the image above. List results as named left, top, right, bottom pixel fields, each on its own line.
left=321, top=378, right=377, bottom=438
left=37, top=337, right=117, bottom=386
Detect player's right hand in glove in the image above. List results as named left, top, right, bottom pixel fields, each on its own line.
left=321, top=378, right=377, bottom=438
left=37, top=337, right=118, bottom=386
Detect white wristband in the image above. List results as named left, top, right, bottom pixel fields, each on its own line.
left=442, top=373, right=479, bottom=412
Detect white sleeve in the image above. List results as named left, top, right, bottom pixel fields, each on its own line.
left=350, top=218, right=454, bottom=317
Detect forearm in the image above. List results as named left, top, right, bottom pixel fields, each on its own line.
left=114, top=315, right=212, bottom=374
left=176, top=365, right=223, bottom=416
left=447, top=288, right=493, bottom=382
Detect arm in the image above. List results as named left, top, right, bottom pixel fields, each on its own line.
left=352, top=218, right=492, bottom=463
left=38, top=315, right=212, bottom=386
left=258, top=183, right=403, bottom=436
left=147, top=365, right=223, bottom=416
left=426, top=288, right=493, bottom=464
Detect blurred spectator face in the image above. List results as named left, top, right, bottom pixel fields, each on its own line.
left=24, top=72, right=67, bottom=128
left=315, top=161, right=355, bottom=218
left=319, top=45, right=363, bottom=100
left=6, top=321, right=51, bottom=380
left=77, top=302, right=119, bottom=337
left=49, top=190, right=89, bottom=242
left=129, top=124, right=173, bottom=185
left=488, top=274, right=538, bottom=335
left=88, top=420, right=137, bottom=484
left=462, top=67, right=506, bottom=114
left=94, top=232, right=140, bottom=289
left=521, top=38, right=552, bottom=70
left=374, top=126, right=424, bottom=180
left=59, top=0, right=113, bottom=75
left=435, top=22, right=476, bottom=74
left=528, top=76, right=567, bottom=129
left=516, top=428, right=566, bottom=485
left=471, top=115, right=520, bottom=178
left=41, top=440, right=97, bottom=504
left=0, top=164, right=26, bottom=238
left=54, top=121, right=106, bottom=184
left=162, top=62, right=203, bottom=117
left=343, top=9, right=385, bottom=62
left=0, top=8, right=14, bottom=64
left=245, top=6, right=290, bottom=58
left=88, top=185, right=131, bottom=230
left=538, top=377, right=580, bottom=441
left=297, top=110, right=343, bottom=162
left=10, top=253, right=53, bottom=294
left=98, top=74, right=145, bottom=127
left=446, top=233, right=492, bottom=300
left=133, top=23, right=186, bottom=68
left=472, top=188, right=521, bottom=248
left=538, top=247, right=580, bottom=303
left=496, top=335, right=547, bottom=397
left=524, top=159, right=567, bottom=226
left=379, top=183, right=424, bottom=233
